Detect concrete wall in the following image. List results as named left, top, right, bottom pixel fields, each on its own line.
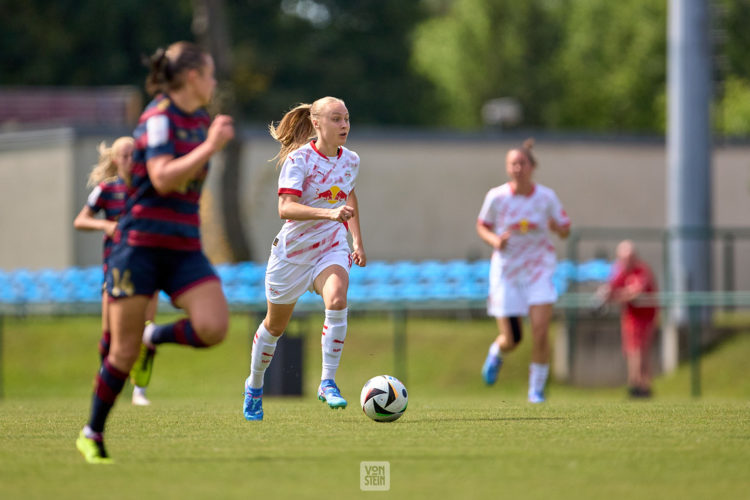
left=2, top=128, right=749, bottom=290
left=238, top=132, right=750, bottom=290
left=0, top=129, right=77, bottom=269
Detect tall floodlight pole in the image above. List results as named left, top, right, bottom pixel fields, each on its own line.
left=665, top=0, right=712, bottom=372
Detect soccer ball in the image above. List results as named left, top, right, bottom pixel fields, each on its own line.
left=360, top=375, right=408, bottom=422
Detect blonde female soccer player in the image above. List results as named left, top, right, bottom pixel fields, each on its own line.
left=73, top=137, right=159, bottom=406
left=243, top=96, right=366, bottom=421
left=477, top=139, right=570, bottom=403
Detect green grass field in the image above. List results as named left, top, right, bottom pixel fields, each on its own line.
left=1, top=313, right=748, bottom=499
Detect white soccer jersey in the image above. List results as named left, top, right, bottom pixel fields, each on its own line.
left=478, top=183, right=570, bottom=286
left=272, top=141, right=360, bottom=264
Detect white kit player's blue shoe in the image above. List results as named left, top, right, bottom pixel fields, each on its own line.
left=528, top=390, right=546, bottom=404
left=482, top=352, right=503, bottom=385
left=318, top=379, right=347, bottom=409
left=243, top=379, right=263, bottom=421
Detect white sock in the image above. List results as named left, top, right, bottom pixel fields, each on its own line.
left=489, top=342, right=501, bottom=358
left=142, top=321, right=156, bottom=348
left=321, top=308, right=347, bottom=381
left=133, top=386, right=147, bottom=396
left=248, top=323, right=280, bottom=389
left=529, top=363, right=549, bottom=395
left=83, top=425, right=101, bottom=439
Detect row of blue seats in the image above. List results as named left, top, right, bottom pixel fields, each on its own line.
left=0, top=259, right=612, bottom=306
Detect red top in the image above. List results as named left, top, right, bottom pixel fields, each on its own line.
left=608, top=261, right=658, bottom=322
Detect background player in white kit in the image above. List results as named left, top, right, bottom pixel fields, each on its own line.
left=476, top=139, right=570, bottom=403
left=243, top=96, right=366, bottom=420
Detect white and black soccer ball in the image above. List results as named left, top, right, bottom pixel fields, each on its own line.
left=360, top=375, right=408, bottom=422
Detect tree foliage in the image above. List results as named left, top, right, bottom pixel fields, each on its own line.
left=412, top=0, right=564, bottom=128
left=226, top=0, right=439, bottom=125
left=714, top=0, right=750, bottom=136
left=0, top=0, right=438, bottom=126
left=413, top=0, right=667, bottom=131
left=0, top=0, right=194, bottom=86
left=2, top=0, right=750, bottom=134
left=549, top=0, right=667, bottom=132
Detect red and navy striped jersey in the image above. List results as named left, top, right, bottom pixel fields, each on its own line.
left=86, top=177, right=127, bottom=260
left=119, top=94, right=211, bottom=251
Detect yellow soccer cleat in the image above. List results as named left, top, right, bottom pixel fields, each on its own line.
left=130, top=343, right=156, bottom=388
left=76, top=430, right=114, bottom=464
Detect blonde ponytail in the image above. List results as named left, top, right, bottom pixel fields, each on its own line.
left=268, top=104, right=315, bottom=168
left=518, top=137, right=537, bottom=167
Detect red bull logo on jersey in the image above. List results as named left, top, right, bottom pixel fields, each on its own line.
left=509, top=218, right=538, bottom=234
left=315, top=185, right=348, bottom=204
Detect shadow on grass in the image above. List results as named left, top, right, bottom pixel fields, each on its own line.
left=394, top=416, right=566, bottom=423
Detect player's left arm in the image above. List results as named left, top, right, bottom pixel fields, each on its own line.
left=347, top=190, right=366, bottom=267
left=73, top=205, right=118, bottom=236
left=548, top=192, right=571, bottom=239
left=548, top=218, right=570, bottom=239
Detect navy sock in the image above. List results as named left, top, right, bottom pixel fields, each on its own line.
left=150, top=319, right=207, bottom=348
left=88, top=358, right=128, bottom=433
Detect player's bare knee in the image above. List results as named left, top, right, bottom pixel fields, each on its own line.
left=265, top=324, right=285, bottom=337
left=194, top=318, right=228, bottom=345
left=326, top=296, right=348, bottom=311
left=108, top=348, right=139, bottom=372
left=499, top=334, right=519, bottom=351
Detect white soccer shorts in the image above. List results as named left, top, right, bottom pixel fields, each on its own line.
left=265, top=249, right=352, bottom=304
left=487, top=268, right=557, bottom=317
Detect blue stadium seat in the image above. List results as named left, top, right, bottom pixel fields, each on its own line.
left=0, top=258, right=615, bottom=307
left=469, top=260, right=491, bottom=282
left=215, top=264, right=237, bottom=286
left=417, top=260, right=446, bottom=285
left=347, top=283, right=368, bottom=304
left=391, top=260, right=421, bottom=284
left=298, top=291, right=323, bottom=306
left=369, top=281, right=395, bottom=302
left=424, top=281, right=456, bottom=301
left=443, top=259, right=472, bottom=283
left=394, top=282, right=428, bottom=301
left=235, top=261, right=266, bottom=284
left=348, top=266, right=366, bottom=285
left=360, top=261, right=393, bottom=285
left=576, top=259, right=612, bottom=282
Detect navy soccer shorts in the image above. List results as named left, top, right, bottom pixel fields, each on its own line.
left=106, top=242, right=218, bottom=302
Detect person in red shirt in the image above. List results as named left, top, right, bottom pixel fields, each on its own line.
left=597, top=240, right=658, bottom=398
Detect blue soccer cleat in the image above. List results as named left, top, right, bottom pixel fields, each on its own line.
left=318, top=379, right=347, bottom=409
left=482, top=352, right=503, bottom=385
left=528, top=390, right=546, bottom=404
left=243, top=378, right=264, bottom=421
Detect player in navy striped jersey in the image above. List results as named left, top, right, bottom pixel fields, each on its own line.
left=76, top=41, right=234, bottom=464
left=74, top=137, right=159, bottom=407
